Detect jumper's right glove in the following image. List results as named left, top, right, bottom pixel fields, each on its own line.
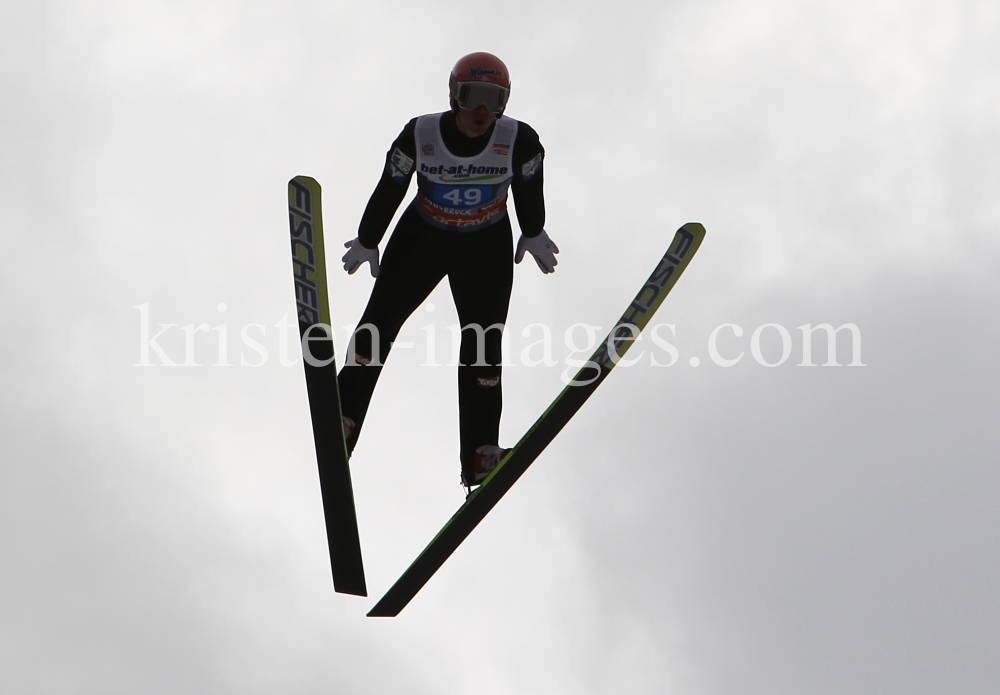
left=515, top=229, right=559, bottom=274
left=342, top=237, right=380, bottom=278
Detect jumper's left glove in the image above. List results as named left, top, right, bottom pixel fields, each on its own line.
left=515, top=229, right=559, bottom=274
left=342, top=238, right=380, bottom=278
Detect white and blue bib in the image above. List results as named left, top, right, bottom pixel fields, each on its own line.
left=413, top=113, right=519, bottom=230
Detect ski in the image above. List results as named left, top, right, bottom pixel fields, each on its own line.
left=288, top=176, right=367, bottom=596
left=367, top=222, right=706, bottom=617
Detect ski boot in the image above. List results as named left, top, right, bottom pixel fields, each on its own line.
left=342, top=416, right=356, bottom=451
left=462, top=444, right=511, bottom=493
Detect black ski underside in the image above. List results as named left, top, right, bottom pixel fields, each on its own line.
left=289, top=176, right=366, bottom=597
left=367, top=222, right=705, bottom=617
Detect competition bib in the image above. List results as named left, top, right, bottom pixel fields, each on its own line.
left=413, top=113, right=518, bottom=230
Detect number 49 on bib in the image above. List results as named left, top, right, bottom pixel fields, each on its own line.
left=434, top=185, right=489, bottom=208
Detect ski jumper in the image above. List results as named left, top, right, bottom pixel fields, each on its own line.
left=338, top=110, right=545, bottom=476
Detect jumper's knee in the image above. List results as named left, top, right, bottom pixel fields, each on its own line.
left=459, top=322, right=506, bottom=367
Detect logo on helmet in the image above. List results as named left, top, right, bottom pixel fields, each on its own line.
left=467, top=67, right=504, bottom=80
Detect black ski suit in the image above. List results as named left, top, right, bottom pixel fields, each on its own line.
left=338, top=110, right=545, bottom=477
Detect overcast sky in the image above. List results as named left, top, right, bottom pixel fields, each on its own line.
left=2, top=1, right=998, bottom=693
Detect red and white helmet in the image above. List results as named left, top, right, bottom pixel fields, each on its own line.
left=449, top=52, right=511, bottom=115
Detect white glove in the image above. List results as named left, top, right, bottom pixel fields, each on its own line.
left=342, top=238, right=380, bottom=278
left=515, top=229, right=559, bottom=274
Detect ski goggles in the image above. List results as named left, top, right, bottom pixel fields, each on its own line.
left=451, top=81, right=510, bottom=114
